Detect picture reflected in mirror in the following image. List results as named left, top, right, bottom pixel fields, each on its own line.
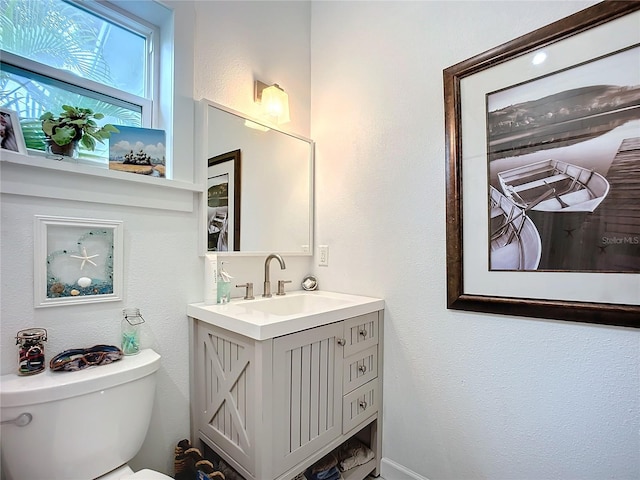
left=208, top=149, right=241, bottom=251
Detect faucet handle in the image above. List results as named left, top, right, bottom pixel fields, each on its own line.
left=276, top=280, right=292, bottom=296
left=236, top=282, right=255, bottom=300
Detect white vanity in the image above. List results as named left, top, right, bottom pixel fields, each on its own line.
left=187, top=290, right=384, bottom=480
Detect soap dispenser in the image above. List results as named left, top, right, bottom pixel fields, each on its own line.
left=217, top=262, right=233, bottom=304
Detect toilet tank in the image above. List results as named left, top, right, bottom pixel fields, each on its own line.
left=0, top=348, right=161, bottom=480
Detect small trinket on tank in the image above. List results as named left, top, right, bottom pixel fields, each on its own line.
left=16, top=328, right=48, bottom=375
left=121, top=308, right=145, bottom=355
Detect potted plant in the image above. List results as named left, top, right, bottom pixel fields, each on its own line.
left=40, top=105, right=119, bottom=157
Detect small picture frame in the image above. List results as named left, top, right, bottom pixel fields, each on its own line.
left=34, top=215, right=124, bottom=308
left=0, top=107, right=27, bottom=155
left=109, top=125, right=167, bottom=178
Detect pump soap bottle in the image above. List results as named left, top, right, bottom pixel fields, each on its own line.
left=217, top=262, right=232, bottom=304
left=204, top=253, right=218, bottom=305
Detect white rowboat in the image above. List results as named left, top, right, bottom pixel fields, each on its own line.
left=489, top=186, right=542, bottom=271
left=498, top=159, right=609, bottom=212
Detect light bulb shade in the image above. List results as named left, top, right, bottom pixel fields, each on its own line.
left=257, top=83, right=290, bottom=124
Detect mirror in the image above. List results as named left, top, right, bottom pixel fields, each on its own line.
left=200, top=100, right=313, bottom=255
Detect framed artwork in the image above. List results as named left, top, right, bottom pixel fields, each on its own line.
left=444, top=2, right=640, bottom=327
left=208, top=149, right=241, bottom=252
left=109, top=125, right=166, bottom=178
left=0, top=107, right=27, bottom=155
left=34, top=215, right=123, bottom=307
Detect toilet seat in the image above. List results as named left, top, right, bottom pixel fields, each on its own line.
left=98, top=465, right=173, bottom=480
left=125, top=469, right=173, bottom=479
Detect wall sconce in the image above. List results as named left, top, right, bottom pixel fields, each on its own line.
left=254, top=80, right=290, bottom=124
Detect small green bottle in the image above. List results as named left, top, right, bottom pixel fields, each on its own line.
left=217, top=262, right=232, bottom=304
left=121, top=308, right=144, bottom=355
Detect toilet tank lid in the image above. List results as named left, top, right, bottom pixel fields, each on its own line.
left=0, top=348, right=161, bottom=408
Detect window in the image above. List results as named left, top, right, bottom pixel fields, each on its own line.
left=0, top=0, right=157, bottom=160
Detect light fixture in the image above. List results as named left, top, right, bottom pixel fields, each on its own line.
left=254, top=80, right=290, bottom=124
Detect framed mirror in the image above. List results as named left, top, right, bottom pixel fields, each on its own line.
left=199, top=99, right=314, bottom=255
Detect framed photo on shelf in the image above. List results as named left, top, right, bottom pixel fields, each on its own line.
left=109, top=125, right=167, bottom=178
left=443, top=2, right=640, bottom=327
left=34, top=215, right=123, bottom=307
left=0, top=107, right=27, bottom=155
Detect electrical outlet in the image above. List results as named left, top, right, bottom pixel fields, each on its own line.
left=318, top=245, right=329, bottom=266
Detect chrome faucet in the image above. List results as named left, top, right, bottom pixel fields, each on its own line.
left=263, top=253, right=286, bottom=297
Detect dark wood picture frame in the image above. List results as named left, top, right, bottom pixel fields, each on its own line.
left=443, top=1, right=640, bottom=328
left=208, top=149, right=241, bottom=251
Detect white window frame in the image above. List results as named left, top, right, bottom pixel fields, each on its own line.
left=1, top=50, right=152, bottom=128
left=1, top=0, right=159, bottom=128
left=74, top=0, right=161, bottom=127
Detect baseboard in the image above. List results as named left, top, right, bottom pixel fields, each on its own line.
left=379, top=457, right=429, bottom=480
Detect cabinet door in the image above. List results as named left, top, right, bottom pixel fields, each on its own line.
left=272, top=322, right=343, bottom=477
left=195, top=323, right=255, bottom=474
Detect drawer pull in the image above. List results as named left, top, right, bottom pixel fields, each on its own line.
left=337, top=338, right=346, bottom=346
left=359, top=329, right=367, bottom=337
left=358, top=364, right=367, bottom=373
left=359, top=400, right=368, bottom=410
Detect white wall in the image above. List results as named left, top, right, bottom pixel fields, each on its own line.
left=194, top=0, right=311, bottom=138
left=310, top=1, right=639, bottom=480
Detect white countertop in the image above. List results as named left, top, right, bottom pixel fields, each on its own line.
left=187, top=290, right=384, bottom=340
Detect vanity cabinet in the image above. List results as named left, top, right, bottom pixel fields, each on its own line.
left=189, top=310, right=383, bottom=480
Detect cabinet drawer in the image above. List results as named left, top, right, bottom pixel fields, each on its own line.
left=343, top=345, right=377, bottom=394
left=343, top=312, right=378, bottom=357
left=343, top=379, right=378, bottom=433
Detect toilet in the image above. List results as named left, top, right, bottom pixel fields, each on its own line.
left=0, top=348, right=172, bottom=480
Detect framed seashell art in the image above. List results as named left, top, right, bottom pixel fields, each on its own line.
left=34, top=215, right=123, bottom=307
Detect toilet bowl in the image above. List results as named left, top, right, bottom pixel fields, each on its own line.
left=0, top=348, right=172, bottom=480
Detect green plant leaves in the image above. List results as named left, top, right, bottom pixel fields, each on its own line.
left=39, top=105, right=118, bottom=150
left=80, top=134, right=95, bottom=150
left=48, top=125, right=77, bottom=146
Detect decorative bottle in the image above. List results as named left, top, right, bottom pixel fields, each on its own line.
left=121, top=308, right=145, bottom=355
left=217, top=262, right=232, bottom=304
left=16, top=328, right=47, bottom=376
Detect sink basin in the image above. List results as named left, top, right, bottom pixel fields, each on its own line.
left=187, top=290, right=384, bottom=340
left=239, top=293, right=350, bottom=316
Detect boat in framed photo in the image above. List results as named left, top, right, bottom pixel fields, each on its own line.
left=497, top=159, right=610, bottom=213
left=489, top=186, right=542, bottom=271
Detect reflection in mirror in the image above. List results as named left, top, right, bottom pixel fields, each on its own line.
left=208, top=150, right=241, bottom=251
left=202, top=100, right=313, bottom=254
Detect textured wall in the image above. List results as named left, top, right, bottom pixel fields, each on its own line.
left=310, top=1, right=639, bottom=479
left=194, top=0, right=311, bottom=138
